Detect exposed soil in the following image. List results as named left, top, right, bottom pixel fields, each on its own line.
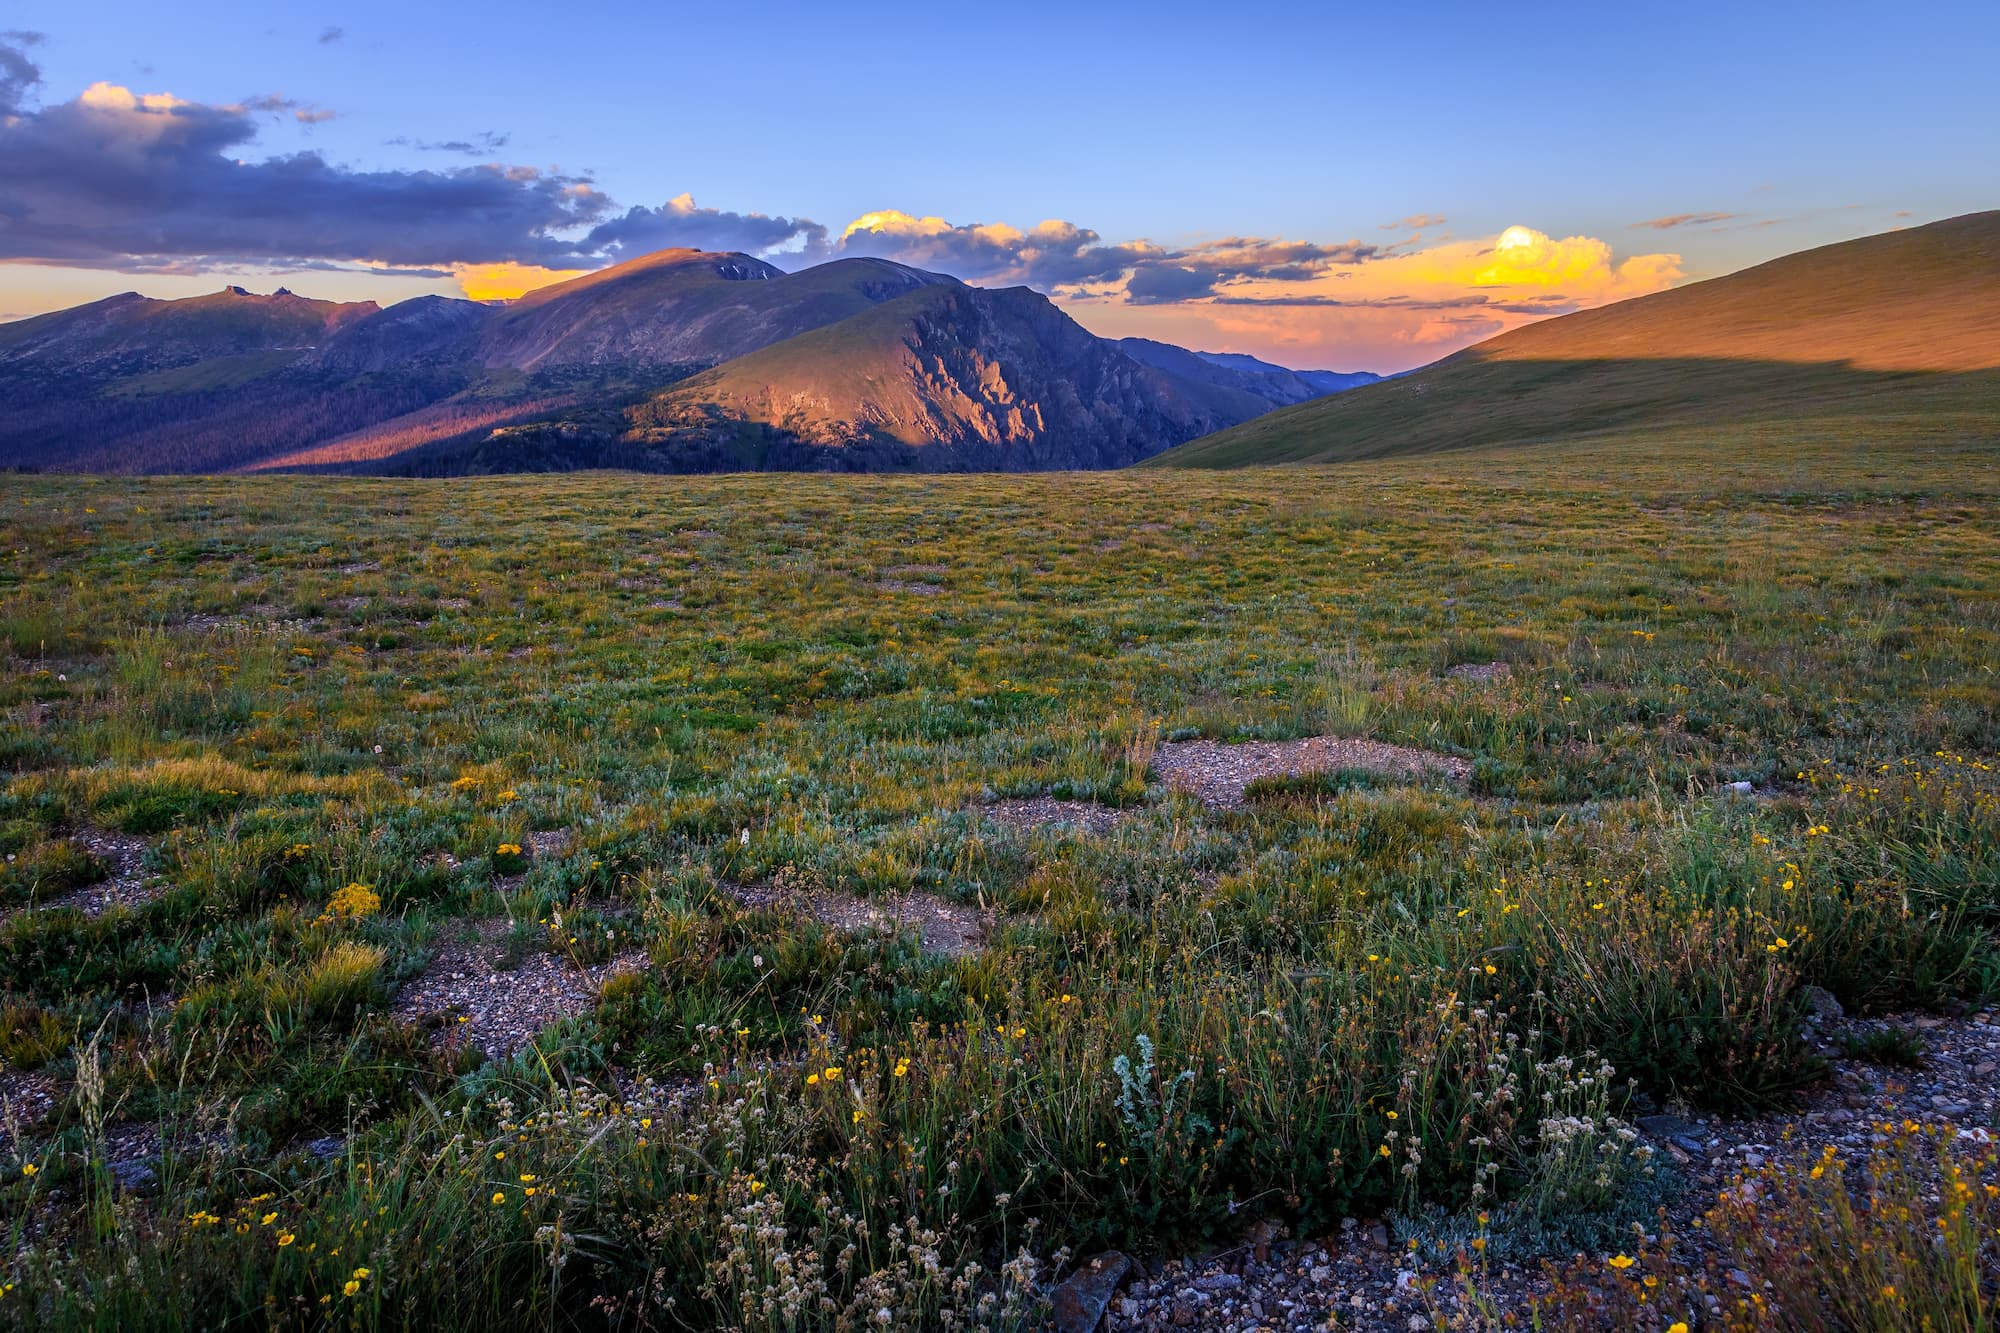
left=1154, top=736, right=1472, bottom=810
left=1446, top=661, right=1513, bottom=683
left=979, top=798, right=1134, bottom=837
left=1083, top=1005, right=2000, bottom=1331
left=728, top=880, right=994, bottom=958
left=874, top=579, right=944, bottom=596
left=391, top=918, right=645, bottom=1060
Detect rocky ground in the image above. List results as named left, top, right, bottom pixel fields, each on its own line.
left=1152, top=737, right=1471, bottom=810
left=1053, top=1000, right=2000, bottom=1332
left=727, top=878, right=995, bottom=958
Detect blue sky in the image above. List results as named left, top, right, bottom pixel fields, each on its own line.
left=2, top=0, right=1995, bottom=369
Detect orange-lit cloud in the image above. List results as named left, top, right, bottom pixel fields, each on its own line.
left=454, top=261, right=590, bottom=301
left=1059, top=224, right=1682, bottom=370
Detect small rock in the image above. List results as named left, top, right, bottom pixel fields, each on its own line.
left=109, top=1157, right=158, bottom=1194
left=1053, top=1251, right=1135, bottom=1333
left=1802, top=986, right=1845, bottom=1020
left=1194, top=1273, right=1243, bottom=1294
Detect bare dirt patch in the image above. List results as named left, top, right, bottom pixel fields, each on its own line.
left=729, top=881, right=993, bottom=958
left=1445, top=661, right=1513, bottom=682
left=978, top=798, right=1133, bottom=837
left=1154, top=736, right=1471, bottom=810
left=392, top=918, right=644, bottom=1060
left=874, top=579, right=944, bottom=596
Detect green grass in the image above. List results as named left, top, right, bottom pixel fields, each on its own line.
left=0, top=422, right=1996, bottom=1328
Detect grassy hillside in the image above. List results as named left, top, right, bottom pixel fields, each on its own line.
left=1155, top=210, right=2000, bottom=468
left=1, top=416, right=1995, bottom=1326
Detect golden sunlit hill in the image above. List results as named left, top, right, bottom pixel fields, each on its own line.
left=1150, top=210, right=2000, bottom=468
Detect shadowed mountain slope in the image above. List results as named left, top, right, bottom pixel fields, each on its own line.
left=1152, top=211, right=2000, bottom=468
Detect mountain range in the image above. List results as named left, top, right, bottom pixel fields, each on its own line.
left=0, top=250, right=1377, bottom=475
left=1153, top=210, right=2000, bottom=468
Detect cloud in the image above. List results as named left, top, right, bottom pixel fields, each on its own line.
left=1064, top=223, right=1683, bottom=371
left=0, top=29, right=41, bottom=114
left=389, top=130, right=512, bottom=156
left=1381, top=213, right=1446, bottom=230
left=1631, top=211, right=1740, bottom=229
left=317, top=26, right=344, bottom=44
left=579, top=192, right=827, bottom=262
left=0, top=36, right=611, bottom=270
left=830, top=211, right=1376, bottom=299
left=456, top=261, right=591, bottom=301
left=833, top=211, right=1160, bottom=286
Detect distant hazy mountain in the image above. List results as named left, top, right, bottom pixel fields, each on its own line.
left=1154, top=210, right=2000, bottom=468
left=1193, top=352, right=1381, bottom=398
left=1116, top=338, right=1379, bottom=408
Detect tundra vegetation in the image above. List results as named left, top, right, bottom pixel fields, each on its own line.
left=0, top=422, right=1996, bottom=1329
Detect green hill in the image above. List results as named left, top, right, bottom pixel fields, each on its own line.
left=1151, top=210, right=2000, bottom=468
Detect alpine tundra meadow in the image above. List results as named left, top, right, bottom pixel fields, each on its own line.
left=2, top=3, right=1999, bottom=1330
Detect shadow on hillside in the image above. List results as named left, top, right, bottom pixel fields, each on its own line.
left=1153, top=358, right=2000, bottom=468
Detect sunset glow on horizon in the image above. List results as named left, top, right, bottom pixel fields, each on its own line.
left=0, top=1, right=1993, bottom=372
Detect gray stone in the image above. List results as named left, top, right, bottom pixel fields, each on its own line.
left=1802, top=985, right=1845, bottom=1020
left=1053, top=1251, right=1135, bottom=1333
left=108, top=1157, right=158, bottom=1194
left=1637, top=1113, right=1708, bottom=1155
left=1195, top=1273, right=1244, bottom=1294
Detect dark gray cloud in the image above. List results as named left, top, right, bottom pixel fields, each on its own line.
left=575, top=193, right=827, bottom=261
left=388, top=130, right=512, bottom=156
left=1631, top=211, right=1739, bottom=230
left=832, top=214, right=1378, bottom=301
left=317, top=26, right=344, bottom=44
left=1126, top=264, right=1224, bottom=302
left=833, top=216, right=1156, bottom=287
left=0, top=35, right=611, bottom=269
left=1119, top=237, right=1379, bottom=304
left=0, top=30, right=43, bottom=114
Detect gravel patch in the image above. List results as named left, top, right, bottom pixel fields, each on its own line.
left=1154, top=736, right=1471, bottom=810
left=0, top=1067, right=61, bottom=1153
left=978, top=798, right=1134, bottom=837
left=9, top=828, right=164, bottom=918
left=728, top=881, right=993, bottom=958
left=1446, top=661, right=1513, bottom=682
left=392, top=918, right=644, bottom=1060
